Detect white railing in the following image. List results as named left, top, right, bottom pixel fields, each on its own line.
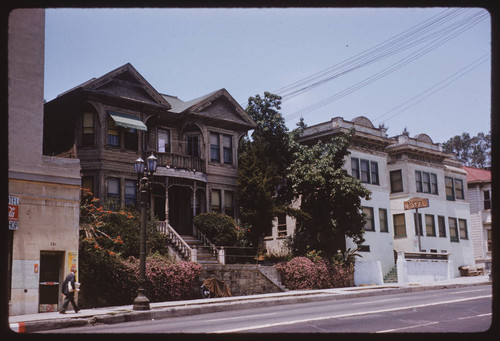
left=194, top=226, right=225, bottom=265
left=157, top=221, right=197, bottom=262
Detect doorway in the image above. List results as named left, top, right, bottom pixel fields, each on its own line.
left=168, top=186, right=193, bottom=235
left=39, top=251, right=64, bottom=312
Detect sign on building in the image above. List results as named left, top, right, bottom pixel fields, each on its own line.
left=403, top=197, right=429, bottom=210
left=8, top=195, right=19, bottom=230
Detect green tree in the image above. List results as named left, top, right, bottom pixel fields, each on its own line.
left=237, top=92, right=295, bottom=246
left=442, top=131, right=491, bottom=168
left=287, top=130, right=371, bottom=258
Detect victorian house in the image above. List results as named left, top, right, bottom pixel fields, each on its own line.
left=43, top=63, right=256, bottom=240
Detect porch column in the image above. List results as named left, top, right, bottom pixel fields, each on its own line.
left=165, top=177, right=169, bottom=224
left=192, top=180, right=197, bottom=235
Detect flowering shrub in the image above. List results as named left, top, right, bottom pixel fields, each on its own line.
left=79, top=248, right=202, bottom=307
left=78, top=189, right=201, bottom=307
left=275, top=256, right=352, bottom=290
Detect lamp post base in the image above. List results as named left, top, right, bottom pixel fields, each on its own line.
left=133, top=291, right=150, bottom=311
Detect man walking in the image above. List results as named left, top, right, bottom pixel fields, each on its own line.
left=60, top=265, right=80, bottom=314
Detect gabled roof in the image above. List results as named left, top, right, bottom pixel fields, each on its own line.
left=462, top=166, right=491, bottom=184
left=162, top=88, right=256, bottom=129
left=57, top=63, right=171, bottom=109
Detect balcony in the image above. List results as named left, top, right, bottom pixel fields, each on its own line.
left=157, top=152, right=206, bottom=173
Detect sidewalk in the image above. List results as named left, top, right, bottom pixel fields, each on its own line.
left=8, top=275, right=491, bottom=333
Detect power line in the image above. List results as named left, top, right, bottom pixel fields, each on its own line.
left=283, top=10, right=488, bottom=122
left=373, top=53, right=490, bottom=124
left=275, top=8, right=470, bottom=99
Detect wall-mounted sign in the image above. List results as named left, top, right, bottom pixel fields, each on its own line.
left=8, top=196, right=19, bottom=230
left=403, top=197, right=429, bottom=210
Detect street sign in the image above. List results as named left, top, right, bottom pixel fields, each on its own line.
left=9, top=195, right=19, bottom=230
left=404, top=197, right=429, bottom=210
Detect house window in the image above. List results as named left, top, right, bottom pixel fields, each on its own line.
left=223, top=135, right=233, bottom=164
left=379, top=208, right=388, bottom=232
left=82, top=176, right=94, bottom=194
left=107, top=177, right=120, bottom=204
left=124, top=128, right=138, bottom=150
left=186, top=135, right=200, bottom=157
left=415, top=171, right=438, bottom=194
left=393, top=214, right=406, bottom=238
left=360, top=160, right=370, bottom=183
left=124, top=180, right=136, bottom=206
left=445, top=176, right=455, bottom=201
left=211, top=189, right=221, bottom=213
left=157, top=129, right=171, bottom=153
left=352, top=158, right=379, bottom=185
left=449, top=217, right=459, bottom=242
left=458, top=219, right=468, bottom=240
left=351, top=158, right=360, bottom=179
left=224, top=191, right=234, bottom=217
left=390, top=170, right=403, bottom=193
left=414, top=213, right=423, bottom=236
left=358, top=245, right=370, bottom=252
left=445, top=177, right=464, bottom=201
left=210, top=133, right=220, bottom=162
left=362, top=207, right=375, bottom=231
left=487, top=229, right=492, bottom=252
left=277, top=213, right=287, bottom=238
left=454, top=179, right=464, bottom=200
left=438, top=215, right=446, bottom=238
left=82, top=112, right=94, bottom=146
left=415, top=171, right=422, bottom=192
left=484, top=190, right=491, bottom=210
left=425, top=214, right=436, bottom=236
left=107, top=117, right=120, bottom=147
left=431, top=173, right=438, bottom=194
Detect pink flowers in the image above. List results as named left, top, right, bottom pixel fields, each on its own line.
left=276, top=256, right=352, bottom=290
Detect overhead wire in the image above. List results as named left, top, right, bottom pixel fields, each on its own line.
left=283, top=9, right=488, bottom=122
left=275, top=8, right=469, bottom=99
left=373, top=53, right=490, bottom=124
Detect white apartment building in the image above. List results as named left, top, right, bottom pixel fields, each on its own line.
left=264, top=116, right=475, bottom=283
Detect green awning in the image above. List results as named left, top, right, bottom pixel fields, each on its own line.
left=108, top=111, right=147, bottom=131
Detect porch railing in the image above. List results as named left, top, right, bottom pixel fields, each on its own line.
left=157, top=152, right=206, bottom=173
left=157, top=221, right=197, bottom=262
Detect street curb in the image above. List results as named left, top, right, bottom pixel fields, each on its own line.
left=15, top=281, right=491, bottom=333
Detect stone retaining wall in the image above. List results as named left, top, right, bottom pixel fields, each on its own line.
left=199, top=264, right=284, bottom=296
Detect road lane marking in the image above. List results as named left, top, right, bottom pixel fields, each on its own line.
left=376, top=313, right=492, bottom=333
left=212, top=294, right=492, bottom=333
left=206, top=312, right=277, bottom=323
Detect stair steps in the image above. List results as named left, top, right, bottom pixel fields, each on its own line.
left=180, top=235, right=219, bottom=265
left=383, top=266, right=398, bottom=283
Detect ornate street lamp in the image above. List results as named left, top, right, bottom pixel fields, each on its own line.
left=133, top=154, right=157, bottom=311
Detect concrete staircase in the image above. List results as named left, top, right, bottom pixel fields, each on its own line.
left=383, top=265, right=398, bottom=283
left=180, top=235, right=219, bottom=265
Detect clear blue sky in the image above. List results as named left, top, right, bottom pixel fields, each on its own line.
left=44, top=7, right=491, bottom=143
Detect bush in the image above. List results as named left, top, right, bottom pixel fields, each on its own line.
left=193, top=213, right=237, bottom=246
left=79, top=241, right=202, bottom=308
left=275, top=256, right=351, bottom=290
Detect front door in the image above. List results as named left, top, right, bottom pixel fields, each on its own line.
left=168, top=186, right=193, bottom=235
left=39, top=251, right=63, bottom=312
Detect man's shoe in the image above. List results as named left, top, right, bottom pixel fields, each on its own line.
left=59, top=311, right=66, bottom=314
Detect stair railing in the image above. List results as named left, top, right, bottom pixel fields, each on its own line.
left=158, top=221, right=197, bottom=262
left=193, top=226, right=225, bottom=265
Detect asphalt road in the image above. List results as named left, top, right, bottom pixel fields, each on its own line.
left=41, top=285, right=492, bottom=334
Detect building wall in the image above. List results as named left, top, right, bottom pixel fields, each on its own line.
left=8, top=9, right=81, bottom=315
left=467, top=183, right=492, bottom=267
left=345, top=149, right=395, bottom=277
